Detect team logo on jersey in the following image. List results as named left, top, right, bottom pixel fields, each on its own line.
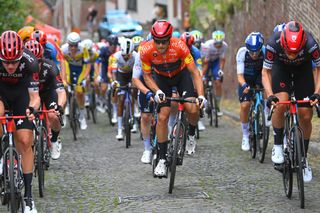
left=56, top=75, right=62, bottom=82
left=280, top=82, right=286, bottom=88
left=312, top=49, right=319, bottom=59
left=33, top=72, right=39, bottom=81
left=266, top=51, right=273, bottom=61
left=19, top=62, right=25, bottom=71
left=153, top=53, right=157, bottom=57
left=291, top=35, right=297, bottom=42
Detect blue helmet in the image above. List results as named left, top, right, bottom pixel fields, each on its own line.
left=172, top=31, right=181, bottom=38
left=273, top=23, right=286, bottom=33
left=245, top=32, right=264, bottom=52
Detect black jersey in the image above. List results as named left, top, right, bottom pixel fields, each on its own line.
left=39, top=58, right=64, bottom=92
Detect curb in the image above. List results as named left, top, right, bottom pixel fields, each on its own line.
left=222, top=110, right=320, bottom=157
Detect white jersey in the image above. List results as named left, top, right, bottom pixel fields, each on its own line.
left=132, top=52, right=143, bottom=79
left=109, top=51, right=138, bottom=73
left=201, top=40, right=228, bottom=61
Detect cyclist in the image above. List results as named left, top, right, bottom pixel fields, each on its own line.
left=201, top=30, right=228, bottom=116
left=262, top=21, right=320, bottom=182
left=110, top=38, right=139, bottom=140
left=236, top=32, right=265, bottom=151
left=132, top=36, right=144, bottom=52
left=180, top=32, right=206, bottom=132
left=0, top=31, right=40, bottom=212
left=18, top=26, right=35, bottom=43
left=62, top=32, right=91, bottom=130
left=190, top=30, right=203, bottom=50
left=140, top=20, right=205, bottom=176
left=172, top=30, right=181, bottom=38
left=25, top=40, right=67, bottom=160
left=98, top=35, right=119, bottom=120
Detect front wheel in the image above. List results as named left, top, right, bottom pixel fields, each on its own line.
left=294, top=127, right=305, bottom=209
left=9, top=149, right=17, bottom=213
left=169, top=122, right=182, bottom=194
left=257, top=105, right=269, bottom=163
left=124, top=104, right=131, bottom=148
left=248, top=108, right=256, bottom=158
left=283, top=149, right=293, bottom=198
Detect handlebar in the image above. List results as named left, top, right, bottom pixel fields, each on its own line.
left=166, top=97, right=197, bottom=104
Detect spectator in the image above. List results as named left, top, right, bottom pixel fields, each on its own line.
left=87, top=5, right=98, bottom=39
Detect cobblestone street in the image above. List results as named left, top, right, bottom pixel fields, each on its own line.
left=3, top=115, right=320, bottom=212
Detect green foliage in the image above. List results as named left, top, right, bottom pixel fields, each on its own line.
left=0, top=0, right=32, bottom=33
left=190, top=0, right=244, bottom=36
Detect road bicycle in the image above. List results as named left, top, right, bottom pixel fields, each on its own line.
left=204, top=74, right=218, bottom=127
left=86, top=82, right=97, bottom=124
left=67, top=84, right=80, bottom=141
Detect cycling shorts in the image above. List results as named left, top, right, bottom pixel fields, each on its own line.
left=272, top=61, right=314, bottom=107
left=155, top=68, right=195, bottom=108
left=40, top=89, right=58, bottom=110
left=138, top=91, right=154, bottom=113
left=101, top=64, right=110, bottom=83
left=207, top=59, right=221, bottom=81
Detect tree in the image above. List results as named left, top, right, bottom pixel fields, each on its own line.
left=0, top=0, right=33, bottom=32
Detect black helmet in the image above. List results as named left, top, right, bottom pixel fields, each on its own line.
left=107, top=35, right=119, bottom=45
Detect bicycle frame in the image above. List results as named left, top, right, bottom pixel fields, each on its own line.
left=252, top=89, right=264, bottom=136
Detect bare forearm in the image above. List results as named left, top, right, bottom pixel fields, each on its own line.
left=83, top=64, right=91, bottom=79
left=262, top=68, right=273, bottom=97
left=57, top=90, right=67, bottom=107
left=132, top=78, right=150, bottom=94
left=315, top=67, right=320, bottom=93
left=202, top=61, right=208, bottom=75
left=143, top=73, right=159, bottom=93
left=29, top=92, right=40, bottom=109
left=220, top=58, right=226, bottom=70
left=192, top=69, right=204, bottom=96
left=237, top=74, right=246, bottom=86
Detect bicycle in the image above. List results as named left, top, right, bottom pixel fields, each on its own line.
left=245, top=88, right=270, bottom=162
left=166, top=93, right=197, bottom=194
left=150, top=102, right=159, bottom=177
left=0, top=113, right=26, bottom=212
left=67, top=84, right=80, bottom=141
left=86, top=82, right=97, bottom=124
left=106, top=85, right=114, bottom=126
left=113, top=84, right=134, bottom=148
left=269, top=98, right=315, bottom=209
left=204, top=74, right=218, bottom=127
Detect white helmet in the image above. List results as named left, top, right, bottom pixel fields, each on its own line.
left=67, top=32, right=81, bottom=45
left=120, top=38, right=134, bottom=55
left=82, top=39, right=93, bottom=50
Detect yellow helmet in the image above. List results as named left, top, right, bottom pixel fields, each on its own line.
left=132, top=36, right=144, bottom=47
left=18, top=26, right=35, bottom=42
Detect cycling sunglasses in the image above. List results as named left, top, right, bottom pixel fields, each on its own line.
left=154, top=38, right=170, bottom=45
left=249, top=49, right=261, bottom=56
left=1, top=58, right=21, bottom=65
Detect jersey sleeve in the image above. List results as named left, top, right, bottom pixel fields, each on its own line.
left=27, top=57, right=40, bottom=92
left=306, top=33, right=320, bottom=67
left=133, top=53, right=143, bottom=79
left=263, top=36, right=277, bottom=70
left=236, top=47, right=246, bottom=74
left=179, top=40, right=194, bottom=65
left=82, top=47, right=90, bottom=64
left=140, top=44, right=152, bottom=74
left=191, top=46, right=202, bottom=69
left=219, top=42, right=228, bottom=59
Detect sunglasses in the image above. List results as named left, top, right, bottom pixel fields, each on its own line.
left=1, top=58, right=21, bottom=65
left=154, top=38, right=170, bottom=45
left=249, top=49, right=261, bottom=55
left=69, top=43, right=78, bottom=47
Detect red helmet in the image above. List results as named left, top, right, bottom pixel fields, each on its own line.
left=0, top=31, right=23, bottom=61
left=30, top=30, right=47, bottom=45
left=280, top=21, right=307, bottom=54
left=25, top=40, right=43, bottom=59
left=180, top=32, right=194, bottom=47
left=151, top=20, right=173, bottom=39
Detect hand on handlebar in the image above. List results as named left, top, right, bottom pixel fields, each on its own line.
left=155, top=90, right=165, bottom=103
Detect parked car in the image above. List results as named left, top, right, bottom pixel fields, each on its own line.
left=98, top=10, right=143, bottom=40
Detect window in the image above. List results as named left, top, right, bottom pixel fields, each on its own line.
left=127, top=0, right=137, bottom=12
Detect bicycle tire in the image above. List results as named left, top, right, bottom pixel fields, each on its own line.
left=208, top=91, right=213, bottom=126
left=37, top=127, right=47, bottom=198
left=90, top=89, right=97, bottom=124
left=249, top=107, right=256, bottom=158
left=9, top=147, right=17, bottom=213
left=106, top=90, right=113, bottom=126
left=195, top=124, right=200, bottom=139
left=294, top=127, right=305, bottom=209
left=69, top=97, right=78, bottom=141
left=169, top=121, right=181, bottom=194
left=124, top=104, right=131, bottom=148
left=257, top=104, right=268, bottom=163
left=283, top=149, right=293, bottom=198
left=212, top=95, right=219, bottom=128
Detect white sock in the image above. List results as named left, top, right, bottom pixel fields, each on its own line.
left=118, top=117, right=123, bottom=130
left=241, top=122, right=249, bottom=137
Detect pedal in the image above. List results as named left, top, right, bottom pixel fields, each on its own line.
left=273, top=163, right=284, bottom=173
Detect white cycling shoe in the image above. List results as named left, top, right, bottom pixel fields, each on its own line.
left=154, top=159, right=167, bottom=176
left=241, top=136, right=250, bottom=151
left=303, top=159, right=312, bottom=183
left=141, top=150, right=152, bottom=164
left=186, top=135, right=196, bottom=155
left=271, top=145, right=284, bottom=164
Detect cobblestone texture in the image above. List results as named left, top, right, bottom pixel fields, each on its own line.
left=1, top=115, right=320, bottom=212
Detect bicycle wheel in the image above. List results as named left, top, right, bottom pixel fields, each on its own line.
left=9, top=148, right=17, bottom=212
left=248, top=107, right=256, bottom=158
left=69, top=97, right=78, bottom=141
left=90, top=89, right=97, bottom=124
left=212, top=95, right=219, bottom=128
left=169, top=121, right=182, bottom=194
left=124, top=104, right=131, bottom=148
left=207, top=90, right=213, bottom=126
left=37, top=127, right=47, bottom=198
left=283, top=149, right=293, bottom=198
left=257, top=104, right=268, bottom=163
left=294, top=127, right=304, bottom=209
left=106, top=90, right=113, bottom=126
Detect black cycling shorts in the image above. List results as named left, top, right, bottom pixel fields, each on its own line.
left=0, top=83, right=34, bottom=130
left=40, top=89, right=58, bottom=110
left=272, top=61, right=314, bottom=107
left=138, top=91, right=154, bottom=113
left=155, top=68, right=195, bottom=108
left=101, top=64, right=110, bottom=83
left=116, top=72, right=132, bottom=86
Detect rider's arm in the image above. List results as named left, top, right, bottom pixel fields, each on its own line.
left=201, top=58, right=208, bottom=76
left=143, top=72, right=159, bottom=93
left=262, top=43, right=277, bottom=97
left=28, top=91, right=40, bottom=110
left=315, top=66, right=320, bottom=94
left=219, top=58, right=226, bottom=70
left=262, top=67, right=273, bottom=97
left=236, top=47, right=246, bottom=86
left=186, top=61, right=204, bottom=96
left=132, top=54, right=150, bottom=94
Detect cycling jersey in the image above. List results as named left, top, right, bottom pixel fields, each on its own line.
left=263, top=31, right=320, bottom=69
left=61, top=43, right=90, bottom=85
left=201, top=40, right=228, bottom=62
left=38, top=58, right=64, bottom=92
left=190, top=45, right=202, bottom=70
left=140, top=37, right=194, bottom=78
left=99, top=46, right=115, bottom=83
left=109, top=51, right=138, bottom=73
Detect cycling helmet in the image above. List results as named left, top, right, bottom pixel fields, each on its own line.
left=67, top=32, right=81, bottom=45
left=120, top=38, right=134, bottom=55
left=180, top=32, right=194, bottom=48
left=107, top=34, right=119, bottom=45
left=190, top=30, right=203, bottom=42
left=25, top=40, right=44, bottom=59
left=172, top=31, right=181, bottom=38
left=18, top=26, right=35, bottom=42
left=82, top=39, right=94, bottom=50
left=151, top=20, right=173, bottom=39
left=0, top=31, right=24, bottom=61
left=132, top=36, right=144, bottom=47
left=146, top=33, right=153, bottom=41
left=280, top=21, right=306, bottom=54
left=30, top=30, right=47, bottom=45
left=212, top=30, right=225, bottom=45
left=245, top=32, right=264, bottom=52
left=273, top=23, right=286, bottom=33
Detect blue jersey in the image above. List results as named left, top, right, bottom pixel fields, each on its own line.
left=190, top=45, right=202, bottom=69
left=44, top=42, right=59, bottom=66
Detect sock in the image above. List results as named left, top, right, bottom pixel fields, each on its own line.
left=304, top=139, right=310, bottom=158
left=24, top=173, right=33, bottom=198
left=216, top=96, right=221, bottom=110
left=80, top=108, right=85, bottom=120
left=159, top=141, right=168, bottom=159
left=241, top=122, right=249, bottom=137
left=188, top=124, right=196, bottom=136
left=117, top=117, right=123, bottom=130
left=143, top=137, right=152, bottom=151
left=51, top=130, right=60, bottom=142
left=112, top=103, right=117, bottom=115
left=273, top=127, right=284, bottom=146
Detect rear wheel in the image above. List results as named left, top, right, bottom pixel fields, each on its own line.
left=90, top=89, right=97, bottom=124
left=257, top=105, right=268, bottom=163
left=212, top=94, right=219, bottom=128
left=9, top=148, right=17, bottom=213
left=37, top=127, right=47, bottom=198
left=124, top=104, right=131, bottom=148
left=207, top=91, right=213, bottom=126
left=69, top=97, right=78, bottom=141
left=249, top=107, right=256, bottom=159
